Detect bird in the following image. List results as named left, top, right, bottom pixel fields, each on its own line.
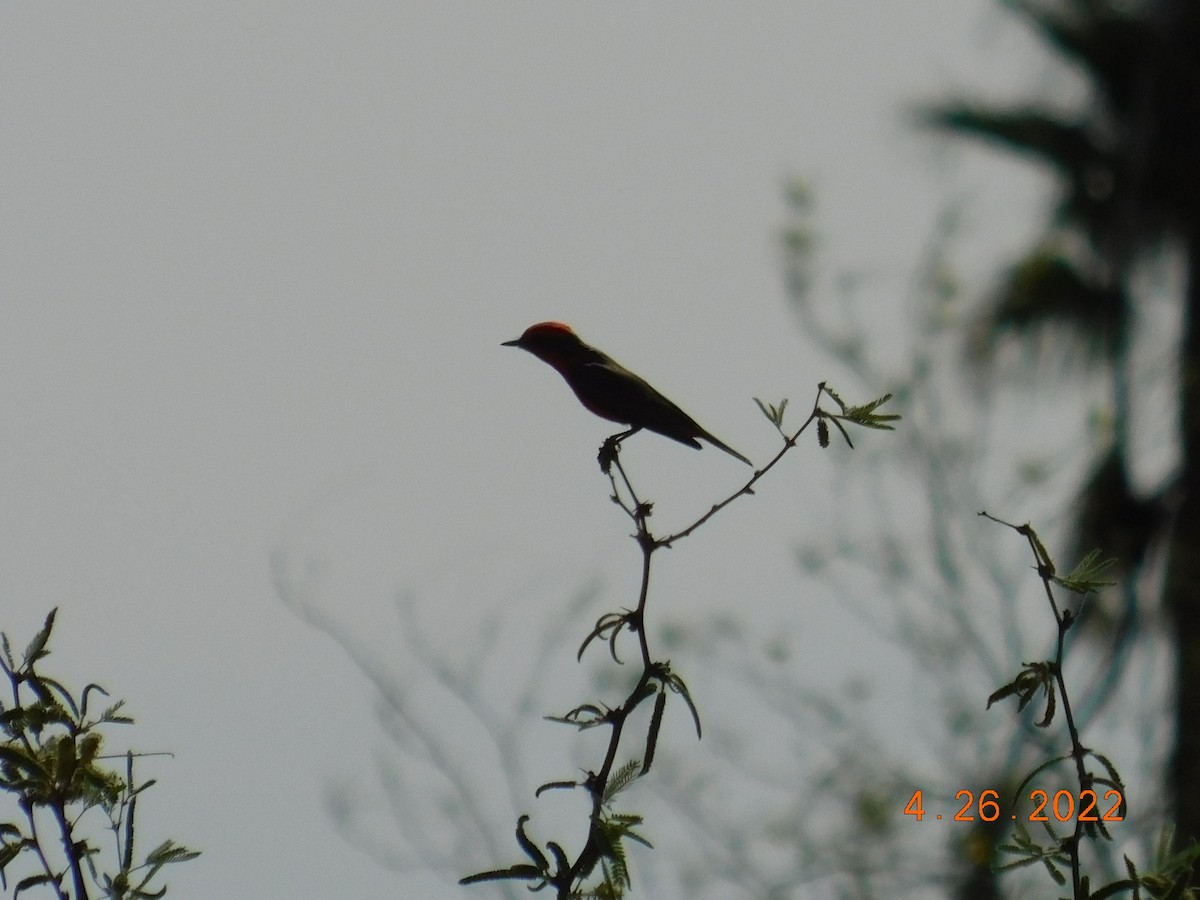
left=502, top=321, right=752, bottom=465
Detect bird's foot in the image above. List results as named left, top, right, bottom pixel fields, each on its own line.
left=597, top=435, right=622, bottom=473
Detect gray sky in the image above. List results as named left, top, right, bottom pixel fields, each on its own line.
left=1, top=4, right=1054, bottom=897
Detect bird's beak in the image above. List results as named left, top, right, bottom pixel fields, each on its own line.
left=501, top=337, right=522, bottom=348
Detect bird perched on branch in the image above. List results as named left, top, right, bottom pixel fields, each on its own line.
left=502, top=321, right=751, bottom=466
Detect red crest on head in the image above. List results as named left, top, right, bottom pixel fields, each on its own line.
left=502, top=321, right=587, bottom=370
left=520, top=321, right=576, bottom=340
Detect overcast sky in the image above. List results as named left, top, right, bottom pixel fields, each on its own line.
left=0, top=4, right=1058, bottom=897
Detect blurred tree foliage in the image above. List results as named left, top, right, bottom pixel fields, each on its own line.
left=922, top=0, right=1200, bottom=862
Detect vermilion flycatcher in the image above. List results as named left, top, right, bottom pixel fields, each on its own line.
left=502, top=321, right=752, bottom=465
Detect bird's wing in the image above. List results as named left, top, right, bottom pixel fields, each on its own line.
left=572, top=360, right=706, bottom=448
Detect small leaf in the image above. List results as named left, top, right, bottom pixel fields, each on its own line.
left=54, top=734, right=77, bottom=786
left=544, top=703, right=610, bottom=730
left=1043, top=856, right=1066, bottom=885
left=577, top=611, right=631, bottom=663
left=458, top=864, right=542, bottom=886
left=15, top=873, right=60, bottom=897
left=822, top=384, right=848, bottom=413
left=514, top=815, right=548, bottom=872
left=1053, top=548, right=1118, bottom=594
left=144, top=839, right=201, bottom=865
left=663, top=673, right=702, bottom=739
left=546, top=841, right=570, bottom=878
left=828, top=415, right=854, bottom=448
left=753, top=397, right=789, bottom=431
left=0, top=840, right=26, bottom=872
left=535, top=779, right=579, bottom=797
left=1088, top=750, right=1125, bottom=788
left=643, top=692, right=666, bottom=775
left=988, top=663, right=1056, bottom=726
left=21, top=610, right=57, bottom=666
left=987, top=680, right=1022, bottom=709
left=1036, top=679, right=1056, bottom=727
left=842, top=393, right=900, bottom=430
left=78, top=684, right=110, bottom=719
left=603, top=760, right=641, bottom=805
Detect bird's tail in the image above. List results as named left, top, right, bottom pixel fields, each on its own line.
left=702, top=433, right=752, bottom=466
